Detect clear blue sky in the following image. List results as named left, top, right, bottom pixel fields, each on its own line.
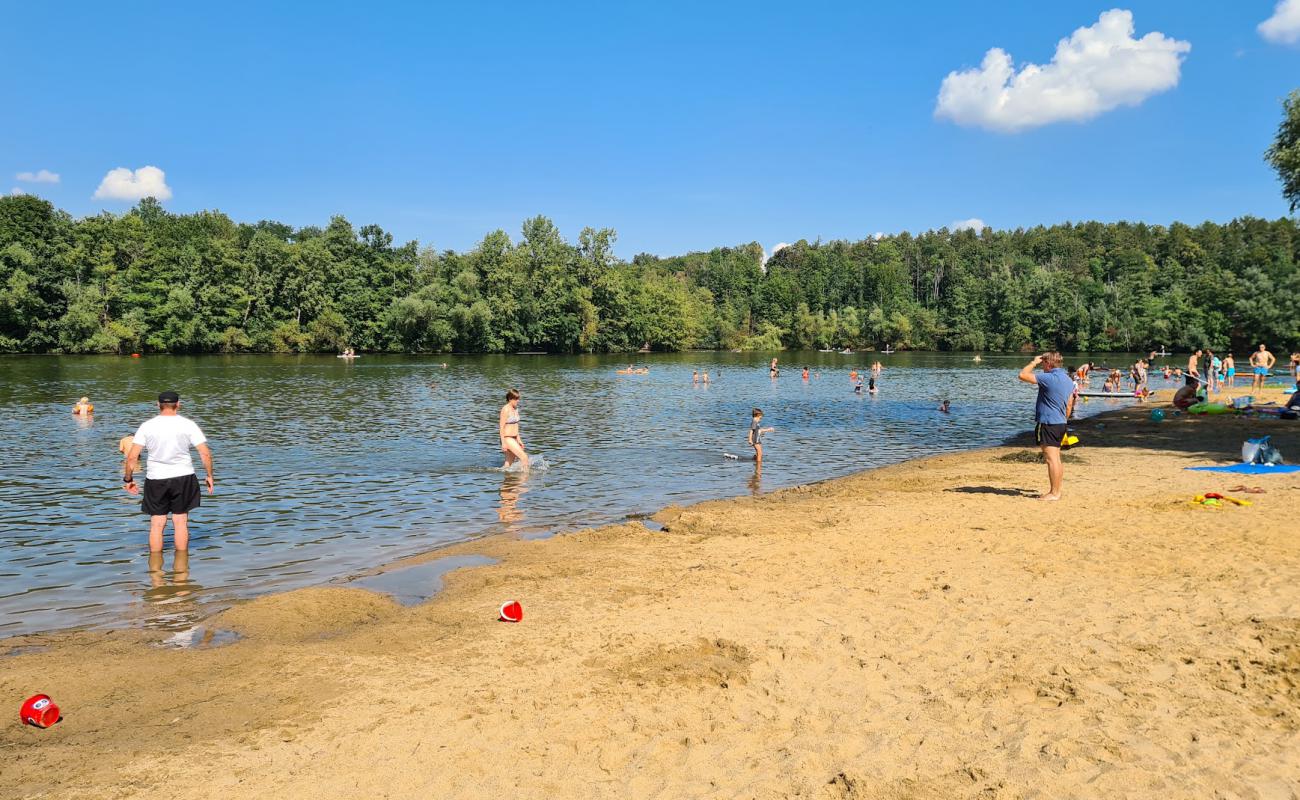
left=2, top=1, right=1296, bottom=256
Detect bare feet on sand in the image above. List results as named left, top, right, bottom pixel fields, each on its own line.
left=1039, top=493, right=1061, bottom=501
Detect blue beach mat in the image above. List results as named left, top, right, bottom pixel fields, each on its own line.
left=1184, top=463, right=1300, bottom=474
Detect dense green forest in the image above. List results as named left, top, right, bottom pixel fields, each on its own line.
left=0, top=194, right=1297, bottom=355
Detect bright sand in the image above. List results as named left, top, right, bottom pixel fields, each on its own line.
left=2, top=394, right=1298, bottom=799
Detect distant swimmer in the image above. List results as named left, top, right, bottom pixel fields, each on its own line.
left=692, top=370, right=699, bottom=384
left=748, top=408, right=774, bottom=464
left=72, top=396, right=93, bottom=415
left=499, top=388, right=529, bottom=471
left=939, top=399, right=951, bottom=413
left=849, top=370, right=858, bottom=382
left=868, top=375, right=877, bottom=395
left=769, top=358, right=779, bottom=378
left=119, top=433, right=134, bottom=459
left=871, top=361, right=883, bottom=378
left=702, top=370, right=710, bottom=384
left=123, top=391, right=215, bottom=554
left=802, top=367, right=809, bottom=381
left=854, top=377, right=864, bottom=394
left=1250, top=343, right=1276, bottom=393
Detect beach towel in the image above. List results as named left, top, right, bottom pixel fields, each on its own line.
left=1184, top=464, right=1300, bottom=474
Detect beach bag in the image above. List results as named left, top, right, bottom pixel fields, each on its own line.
left=1231, top=395, right=1253, bottom=410
left=1243, top=436, right=1284, bottom=465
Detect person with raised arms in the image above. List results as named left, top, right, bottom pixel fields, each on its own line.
left=1018, top=352, right=1075, bottom=502
left=122, top=391, right=214, bottom=554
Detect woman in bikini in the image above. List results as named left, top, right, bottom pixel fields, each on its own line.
left=498, top=388, right=529, bottom=471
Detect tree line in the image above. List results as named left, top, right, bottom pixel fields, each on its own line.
left=0, top=194, right=1296, bottom=355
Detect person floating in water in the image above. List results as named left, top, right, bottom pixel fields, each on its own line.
left=802, top=366, right=809, bottom=381
left=123, top=391, right=215, bottom=553
left=748, top=408, right=774, bottom=463
left=72, top=396, right=93, bottom=415
left=769, top=358, right=779, bottom=378
left=868, top=375, right=877, bottom=395
left=692, top=370, right=699, bottom=384
left=854, top=377, right=864, bottom=394
left=939, top=399, right=951, bottom=413
left=702, top=370, right=710, bottom=384
left=499, top=388, right=529, bottom=471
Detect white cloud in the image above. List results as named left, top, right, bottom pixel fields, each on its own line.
left=1260, top=0, right=1300, bottom=44
left=15, top=169, right=59, bottom=184
left=951, top=218, right=986, bottom=232
left=762, top=242, right=790, bottom=267
left=935, top=9, right=1190, bottom=133
left=93, top=165, right=172, bottom=201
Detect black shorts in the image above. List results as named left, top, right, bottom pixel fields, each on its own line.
left=1035, top=423, right=1067, bottom=448
left=141, top=474, right=201, bottom=516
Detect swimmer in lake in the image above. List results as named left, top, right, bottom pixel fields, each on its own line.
left=769, top=358, right=779, bottom=378
left=802, top=366, right=809, bottom=381
left=939, top=399, right=950, bottom=413
left=499, top=388, right=529, bottom=471
left=868, top=375, right=878, bottom=395
left=702, top=370, right=710, bottom=384
left=854, top=377, right=864, bottom=394
left=73, top=396, right=93, bottom=415
left=119, top=432, right=135, bottom=459
left=692, top=370, right=699, bottom=384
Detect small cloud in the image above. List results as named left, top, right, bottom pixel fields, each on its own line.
left=951, top=218, right=986, bottom=232
left=93, top=165, right=172, bottom=201
left=935, top=9, right=1190, bottom=133
left=762, top=242, right=790, bottom=266
left=15, top=169, right=59, bottom=184
left=9, top=187, right=26, bottom=196
left=1260, top=0, right=1300, bottom=44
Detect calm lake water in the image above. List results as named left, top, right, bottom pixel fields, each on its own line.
left=0, top=351, right=1151, bottom=637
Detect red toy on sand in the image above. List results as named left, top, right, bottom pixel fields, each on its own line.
left=499, top=601, right=523, bottom=623
left=20, top=694, right=59, bottom=728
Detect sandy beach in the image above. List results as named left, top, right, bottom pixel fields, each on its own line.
left=3, top=395, right=1299, bottom=800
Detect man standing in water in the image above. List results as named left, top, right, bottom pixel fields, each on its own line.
left=1250, top=344, right=1276, bottom=393
left=123, top=391, right=214, bottom=553
left=1018, top=352, right=1075, bottom=501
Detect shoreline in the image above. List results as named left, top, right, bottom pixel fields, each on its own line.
left=5, top=389, right=1155, bottom=645
left=2, top=394, right=1298, bottom=798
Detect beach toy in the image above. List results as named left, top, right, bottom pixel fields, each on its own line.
left=1149, top=409, right=1165, bottom=422
left=498, top=600, right=523, bottom=623
left=19, top=694, right=59, bottom=728
left=130, top=353, right=141, bottom=358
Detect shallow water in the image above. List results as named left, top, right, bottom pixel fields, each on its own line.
left=0, top=351, right=1153, bottom=637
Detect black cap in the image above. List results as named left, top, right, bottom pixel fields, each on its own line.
left=158, top=391, right=180, bottom=403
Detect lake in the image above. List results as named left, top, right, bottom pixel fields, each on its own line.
left=0, top=351, right=1151, bottom=637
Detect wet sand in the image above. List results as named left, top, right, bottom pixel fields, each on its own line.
left=3, top=392, right=1298, bottom=799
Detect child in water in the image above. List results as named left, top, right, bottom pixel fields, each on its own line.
left=748, top=408, right=774, bottom=463
left=854, top=377, right=864, bottom=394
left=73, top=396, right=93, bottom=415
left=939, top=399, right=951, bottom=412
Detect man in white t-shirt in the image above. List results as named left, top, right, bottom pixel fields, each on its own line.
left=123, top=391, right=215, bottom=553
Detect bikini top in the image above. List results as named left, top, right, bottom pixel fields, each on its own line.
left=506, top=410, right=520, bottom=425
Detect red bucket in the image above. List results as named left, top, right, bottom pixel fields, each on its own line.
left=499, top=601, right=523, bottom=623
left=20, top=694, right=59, bottom=728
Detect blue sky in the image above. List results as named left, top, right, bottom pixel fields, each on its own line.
left=2, top=1, right=1297, bottom=257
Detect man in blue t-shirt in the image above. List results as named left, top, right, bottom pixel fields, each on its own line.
left=1018, top=352, right=1076, bottom=501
